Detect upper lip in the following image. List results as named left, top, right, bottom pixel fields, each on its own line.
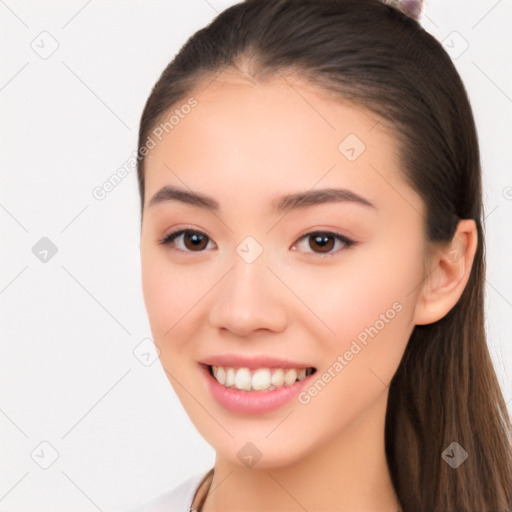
left=200, top=354, right=315, bottom=370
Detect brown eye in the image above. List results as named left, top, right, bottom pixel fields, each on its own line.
left=309, top=233, right=335, bottom=253
left=159, top=229, right=214, bottom=252
left=292, top=231, right=355, bottom=257
left=183, top=231, right=209, bottom=251
left=159, top=229, right=355, bottom=256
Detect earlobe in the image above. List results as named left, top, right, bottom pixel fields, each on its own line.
left=413, top=219, right=478, bottom=325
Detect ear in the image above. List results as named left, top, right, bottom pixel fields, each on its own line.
left=413, top=219, right=478, bottom=325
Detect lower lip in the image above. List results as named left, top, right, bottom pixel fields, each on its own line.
left=200, top=364, right=315, bottom=414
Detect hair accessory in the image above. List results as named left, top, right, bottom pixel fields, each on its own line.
left=382, top=0, right=424, bottom=21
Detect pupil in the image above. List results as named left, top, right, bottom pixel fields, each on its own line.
left=311, top=234, right=333, bottom=253
left=186, top=232, right=207, bottom=250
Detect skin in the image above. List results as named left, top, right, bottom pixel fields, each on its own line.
left=139, top=69, right=477, bottom=512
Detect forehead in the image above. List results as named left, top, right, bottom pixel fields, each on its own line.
left=143, top=72, right=417, bottom=216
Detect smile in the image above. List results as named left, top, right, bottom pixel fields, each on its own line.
left=200, top=364, right=318, bottom=414
left=210, top=365, right=315, bottom=391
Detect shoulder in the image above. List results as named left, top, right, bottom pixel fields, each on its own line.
left=122, top=469, right=212, bottom=512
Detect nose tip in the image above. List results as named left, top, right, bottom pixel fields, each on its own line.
left=208, top=259, right=287, bottom=336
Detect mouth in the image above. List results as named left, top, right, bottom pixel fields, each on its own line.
left=199, top=363, right=318, bottom=414
left=204, top=364, right=317, bottom=392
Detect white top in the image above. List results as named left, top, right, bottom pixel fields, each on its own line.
left=123, top=469, right=212, bottom=512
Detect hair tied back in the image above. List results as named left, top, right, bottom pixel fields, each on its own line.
left=382, top=0, right=424, bottom=21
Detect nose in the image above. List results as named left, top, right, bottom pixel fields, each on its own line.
left=208, top=253, right=288, bottom=337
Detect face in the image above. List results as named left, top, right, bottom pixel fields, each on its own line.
left=139, top=71, right=428, bottom=468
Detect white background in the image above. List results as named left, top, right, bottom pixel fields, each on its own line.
left=1, top=1, right=511, bottom=510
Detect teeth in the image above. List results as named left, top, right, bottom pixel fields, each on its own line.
left=271, top=368, right=284, bottom=388
left=210, top=365, right=314, bottom=391
left=225, top=367, right=235, bottom=387
left=234, top=368, right=252, bottom=391
left=252, top=368, right=271, bottom=390
left=284, top=369, right=297, bottom=385
left=216, top=366, right=225, bottom=385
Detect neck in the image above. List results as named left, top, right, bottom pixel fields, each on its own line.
left=201, top=390, right=401, bottom=512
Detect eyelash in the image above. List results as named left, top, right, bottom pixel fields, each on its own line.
left=158, top=228, right=356, bottom=257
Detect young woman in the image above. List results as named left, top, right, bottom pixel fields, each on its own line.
left=127, top=0, right=512, bottom=510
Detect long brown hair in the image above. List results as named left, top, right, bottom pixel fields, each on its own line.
left=135, top=1, right=512, bottom=509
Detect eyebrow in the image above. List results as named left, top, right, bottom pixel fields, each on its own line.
left=148, top=185, right=376, bottom=213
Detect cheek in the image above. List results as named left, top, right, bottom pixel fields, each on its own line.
left=140, top=247, right=191, bottom=344
left=288, top=252, right=420, bottom=441
left=140, top=245, right=220, bottom=358
left=289, top=243, right=421, bottom=367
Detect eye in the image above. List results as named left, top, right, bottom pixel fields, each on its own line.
left=158, top=228, right=356, bottom=256
left=291, top=230, right=355, bottom=257
left=158, top=229, right=215, bottom=252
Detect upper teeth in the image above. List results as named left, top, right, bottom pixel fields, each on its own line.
left=211, top=366, right=313, bottom=391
